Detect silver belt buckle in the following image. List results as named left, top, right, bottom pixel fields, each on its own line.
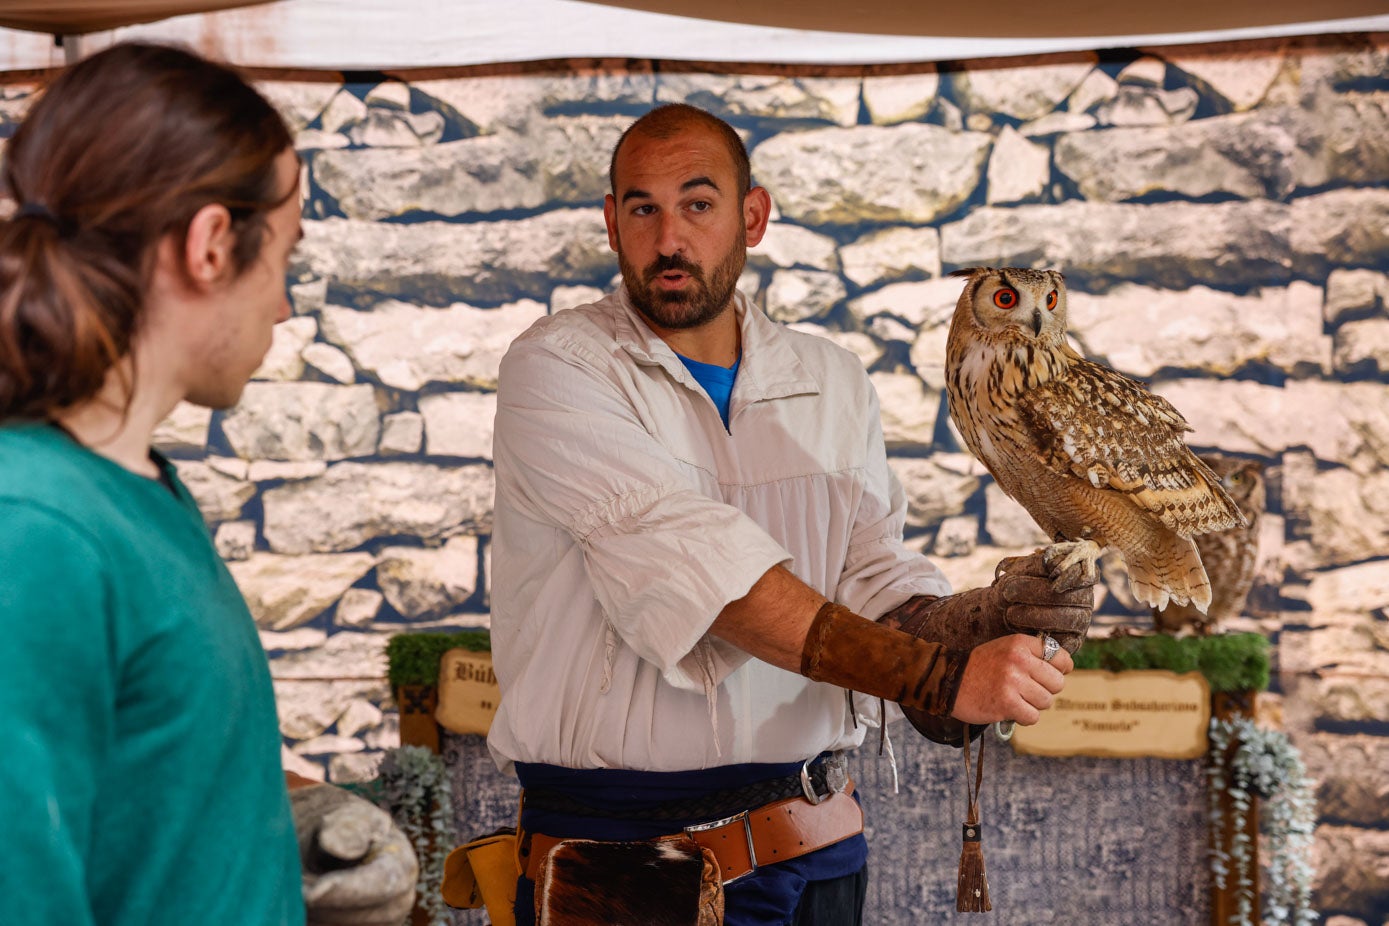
left=685, top=810, right=757, bottom=884
left=799, top=758, right=823, bottom=805
left=802, top=753, right=850, bottom=804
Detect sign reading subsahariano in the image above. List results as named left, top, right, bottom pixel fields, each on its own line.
left=1011, top=669, right=1211, bottom=759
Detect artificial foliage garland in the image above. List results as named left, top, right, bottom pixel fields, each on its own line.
left=374, top=745, right=457, bottom=926
left=1206, top=717, right=1317, bottom=926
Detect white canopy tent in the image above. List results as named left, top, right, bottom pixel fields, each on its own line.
left=0, top=0, right=1385, bottom=71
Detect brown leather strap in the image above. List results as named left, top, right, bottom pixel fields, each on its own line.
left=522, top=779, right=862, bottom=884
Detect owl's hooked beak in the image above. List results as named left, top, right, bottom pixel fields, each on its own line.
left=1031, top=309, right=1042, bottom=337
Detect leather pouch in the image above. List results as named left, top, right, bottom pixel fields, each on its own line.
left=534, top=834, right=723, bottom=926
left=442, top=830, right=519, bottom=926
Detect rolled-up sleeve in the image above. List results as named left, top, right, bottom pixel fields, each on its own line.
left=494, top=334, right=791, bottom=689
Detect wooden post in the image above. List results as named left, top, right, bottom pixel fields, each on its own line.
left=387, top=692, right=446, bottom=924
left=1210, top=691, right=1259, bottom=926
left=407, top=796, right=444, bottom=926
left=396, top=683, right=441, bottom=754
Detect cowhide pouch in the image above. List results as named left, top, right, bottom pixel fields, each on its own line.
left=535, top=835, right=724, bottom=925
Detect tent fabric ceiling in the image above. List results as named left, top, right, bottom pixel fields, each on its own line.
left=0, top=0, right=1384, bottom=72
left=3, top=0, right=1388, bottom=38
left=0, top=1, right=274, bottom=34
left=599, top=0, right=1389, bottom=39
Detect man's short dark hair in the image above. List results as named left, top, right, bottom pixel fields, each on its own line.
left=609, top=103, right=751, bottom=199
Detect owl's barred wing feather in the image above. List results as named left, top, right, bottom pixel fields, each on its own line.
left=1018, top=359, right=1245, bottom=537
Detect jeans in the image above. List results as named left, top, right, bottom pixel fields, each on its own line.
left=790, top=864, right=868, bottom=926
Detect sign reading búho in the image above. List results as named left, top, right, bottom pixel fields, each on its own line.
left=435, top=648, right=501, bottom=736
left=1011, top=669, right=1211, bottom=759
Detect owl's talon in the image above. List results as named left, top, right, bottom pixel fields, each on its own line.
left=1043, top=540, right=1101, bottom=592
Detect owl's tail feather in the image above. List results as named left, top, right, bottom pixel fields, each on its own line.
left=1125, top=536, right=1212, bottom=614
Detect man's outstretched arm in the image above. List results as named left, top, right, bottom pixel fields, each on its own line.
left=709, top=557, right=1094, bottom=726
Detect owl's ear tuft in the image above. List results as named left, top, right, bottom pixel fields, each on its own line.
left=950, top=267, right=990, bottom=279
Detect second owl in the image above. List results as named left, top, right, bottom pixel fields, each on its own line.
left=944, top=266, right=1245, bottom=613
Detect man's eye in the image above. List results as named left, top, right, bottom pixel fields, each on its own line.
left=689, top=201, right=711, bottom=213
left=632, top=204, right=655, bottom=216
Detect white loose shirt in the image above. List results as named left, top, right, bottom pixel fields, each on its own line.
left=487, top=287, right=951, bottom=773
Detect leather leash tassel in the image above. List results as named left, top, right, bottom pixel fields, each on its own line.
left=956, top=724, right=992, bottom=912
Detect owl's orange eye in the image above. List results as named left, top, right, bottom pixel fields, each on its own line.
left=993, top=288, right=1018, bottom=309
left=1046, top=290, right=1059, bottom=311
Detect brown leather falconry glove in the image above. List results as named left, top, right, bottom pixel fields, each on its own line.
left=795, top=549, right=1096, bottom=746
left=800, top=603, right=970, bottom=719
left=879, top=549, right=1096, bottom=746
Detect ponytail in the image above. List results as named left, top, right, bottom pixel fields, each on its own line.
left=0, top=208, right=139, bottom=418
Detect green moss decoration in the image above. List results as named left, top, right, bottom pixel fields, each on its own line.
left=387, top=630, right=491, bottom=688
left=1073, top=633, right=1269, bottom=693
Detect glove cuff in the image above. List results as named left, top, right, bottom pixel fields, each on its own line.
left=800, top=601, right=967, bottom=716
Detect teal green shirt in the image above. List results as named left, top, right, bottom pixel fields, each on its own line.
left=0, top=423, right=303, bottom=925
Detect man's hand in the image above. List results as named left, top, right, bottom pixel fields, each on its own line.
left=949, top=633, right=1073, bottom=726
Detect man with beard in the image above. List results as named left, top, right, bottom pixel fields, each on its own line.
left=485, top=104, right=1094, bottom=925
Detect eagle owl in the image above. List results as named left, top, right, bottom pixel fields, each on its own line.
left=1153, top=455, right=1265, bottom=633
left=944, top=267, right=1245, bottom=612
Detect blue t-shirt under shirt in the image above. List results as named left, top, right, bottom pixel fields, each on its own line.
left=678, top=351, right=740, bottom=429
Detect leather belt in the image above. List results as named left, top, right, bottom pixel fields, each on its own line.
left=522, top=777, right=861, bottom=884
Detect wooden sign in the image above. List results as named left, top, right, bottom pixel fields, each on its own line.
left=1011, top=669, right=1211, bottom=759
left=434, top=648, right=501, bottom=736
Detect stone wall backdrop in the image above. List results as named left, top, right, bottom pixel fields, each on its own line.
left=2, top=28, right=1387, bottom=922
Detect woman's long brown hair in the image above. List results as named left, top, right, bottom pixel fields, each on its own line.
left=0, top=42, right=294, bottom=420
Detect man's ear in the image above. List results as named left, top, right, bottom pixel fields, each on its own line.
left=182, top=203, right=236, bottom=288
left=743, top=186, right=772, bottom=249
left=603, top=193, right=620, bottom=253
